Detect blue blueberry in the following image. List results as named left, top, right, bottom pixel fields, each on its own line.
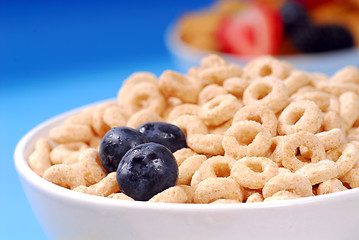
left=280, top=1, right=311, bottom=36
left=136, top=122, right=187, bottom=153
left=99, top=127, right=148, bottom=173
left=116, top=143, right=178, bottom=201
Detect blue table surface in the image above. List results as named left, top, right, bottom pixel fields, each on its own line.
left=1, top=1, right=214, bottom=239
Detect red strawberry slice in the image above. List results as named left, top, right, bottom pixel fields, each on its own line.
left=216, top=4, right=283, bottom=56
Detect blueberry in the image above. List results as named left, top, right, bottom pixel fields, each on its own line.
left=280, top=1, right=311, bottom=35
left=116, top=143, right=178, bottom=201
left=136, top=122, right=187, bottom=153
left=291, top=24, right=355, bottom=53
left=99, top=127, right=148, bottom=173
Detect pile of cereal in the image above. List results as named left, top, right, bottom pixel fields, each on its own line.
left=29, top=54, right=359, bottom=203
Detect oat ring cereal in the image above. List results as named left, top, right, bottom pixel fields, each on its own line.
left=283, top=70, right=312, bottom=96
left=170, top=115, right=208, bottom=136
left=159, top=70, right=201, bottom=103
left=198, top=64, right=243, bottom=86
left=277, top=100, right=323, bottom=135
left=194, top=177, right=243, bottom=203
left=222, top=120, right=272, bottom=160
left=231, top=157, right=279, bottom=189
left=295, top=160, right=339, bottom=185
left=232, top=105, right=278, bottom=136
left=198, top=84, right=227, bottom=105
left=279, top=131, right=326, bottom=172
left=243, top=56, right=293, bottom=80
left=166, top=103, right=199, bottom=122
left=242, top=76, right=289, bottom=113
left=262, top=173, right=313, bottom=198
left=50, top=142, right=89, bottom=165
left=191, top=156, right=236, bottom=189
left=117, top=82, right=166, bottom=118
left=198, top=94, right=241, bottom=126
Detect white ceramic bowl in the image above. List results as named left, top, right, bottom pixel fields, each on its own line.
left=15, top=100, right=359, bottom=240
left=165, top=22, right=359, bottom=75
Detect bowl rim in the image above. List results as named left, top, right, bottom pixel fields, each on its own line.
left=14, top=98, right=359, bottom=213
left=164, top=21, right=359, bottom=67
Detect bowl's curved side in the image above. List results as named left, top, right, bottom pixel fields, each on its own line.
left=165, top=22, right=359, bottom=75
left=14, top=99, right=359, bottom=240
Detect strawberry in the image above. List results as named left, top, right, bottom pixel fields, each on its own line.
left=216, top=4, right=283, bottom=56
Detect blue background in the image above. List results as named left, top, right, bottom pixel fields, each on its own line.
left=1, top=0, right=214, bottom=239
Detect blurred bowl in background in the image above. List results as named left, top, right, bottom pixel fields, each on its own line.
left=165, top=22, right=359, bottom=75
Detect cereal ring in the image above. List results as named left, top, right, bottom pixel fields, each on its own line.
left=28, top=138, right=52, bottom=177
left=149, top=186, right=189, bottom=203
left=208, top=119, right=232, bottom=135
left=187, top=134, right=224, bottom=156
left=326, top=145, right=345, bottom=162
left=317, top=179, right=348, bottom=195
left=190, top=156, right=236, bottom=189
left=243, top=56, right=293, bottom=80
left=268, top=136, right=287, bottom=166
left=49, top=124, right=94, bottom=144
left=262, top=173, right=312, bottom=198
left=126, top=109, right=163, bottom=128
left=108, top=193, right=134, bottom=201
left=194, top=177, right=243, bottom=203
left=347, top=127, right=359, bottom=142
left=198, top=84, right=227, bottom=105
left=92, top=102, right=117, bottom=137
left=118, top=82, right=166, bottom=118
left=279, top=131, right=326, bottom=172
left=170, top=115, right=208, bottom=136
left=340, top=167, right=359, bottom=188
left=199, top=65, right=242, bottom=86
left=232, top=105, right=278, bottom=136
left=166, top=103, right=199, bottom=122
left=198, top=94, right=241, bottom=126
left=336, top=143, right=359, bottom=177
left=291, top=91, right=330, bottom=112
left=89, top=136, right=102, bottom=150
left=231, top=157, right=279, bottom=189
left=315, top=128, right=346, bottom=151
left=200, top=54, right=228, bottom=69
left=42, top=163, right=86, bottom=189
left=284, top=70, right=312, bottom=95
left=73, top=172, right=119, bottom=197
left=103, top=104, right=127, bottom=128
left=122, top=72, right=158, bottom=87
left=223, top=77, right=249, bottom=98
left=323, top=111, right=344, bottom=132
left=50, top=142, right=89, bottom=165
left=295, top=160, right=339, bottom=185
left=246, top=192, right=264, bottom=203
left=159, top=70, right=201, bottom=103
left=317, top=81, right=359, bottom=97
left=327, top=95, right=340, bottom=113
left=179, top=185, right=195, bottom=203
left=277, top=100, right=323, bottom=135
left=339, top=91, right=359, bottom=130
left=64, top=107, right=94, bottom=126
left=173, top=148, right=197, bottom=166
left=242, top=76, right=289, bottom=113
left=222, top=121, right=272, bottom=160
left=78, top=148, right=107, bottom=186
left=263, top=190, right=301, bottom=202
left=331, top=65, right=359, bottom=84
left=177, top=155, right=207, bottom=185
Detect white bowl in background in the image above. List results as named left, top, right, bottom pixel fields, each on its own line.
left=165, top=22, right=359, bottom=75
left=14, top=100, right=359, bottom=240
